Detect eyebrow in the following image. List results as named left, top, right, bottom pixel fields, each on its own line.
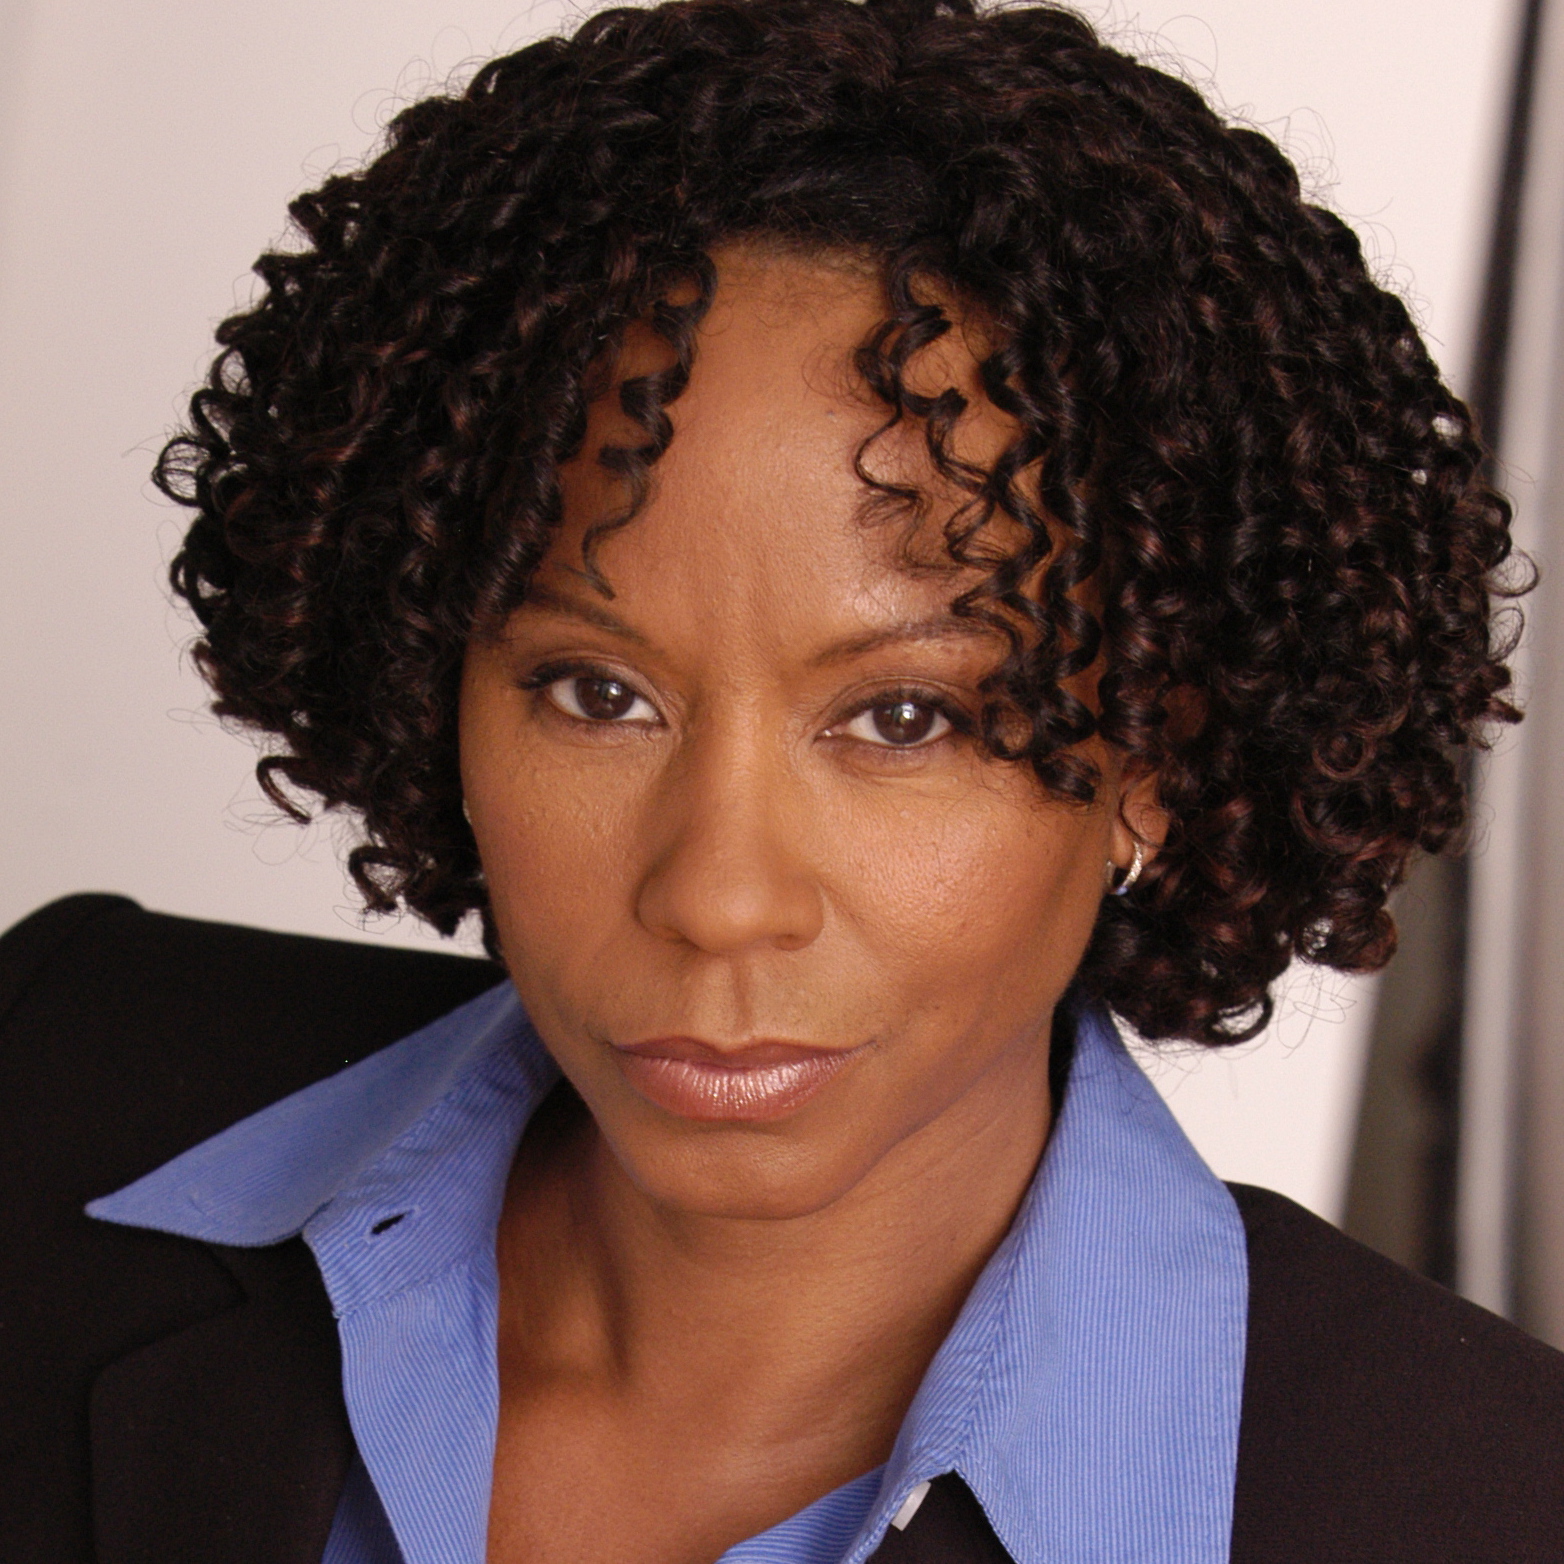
left=520, top=583, right=994, bottom=665
left=518, top=582, right=650, bottom=646
left=808, top=615, right=997, bottom=667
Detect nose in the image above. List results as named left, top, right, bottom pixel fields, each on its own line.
left=634, top=733, right=825, bottom=955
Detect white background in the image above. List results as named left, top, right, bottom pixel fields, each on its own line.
left=0, top=0, right=1521, bottom=1220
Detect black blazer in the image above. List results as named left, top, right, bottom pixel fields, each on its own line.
left=4, top=894, right=1563, bottom=1564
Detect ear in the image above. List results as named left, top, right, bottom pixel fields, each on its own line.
left=1107, top=761, right=1168, bottom=876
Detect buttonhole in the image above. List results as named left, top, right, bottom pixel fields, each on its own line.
left=370, top=1213, right=408, bottom=1236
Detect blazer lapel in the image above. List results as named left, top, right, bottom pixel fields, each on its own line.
left=90, top=1236, right=352, bottom=1564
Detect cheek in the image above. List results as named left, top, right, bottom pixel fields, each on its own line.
left=828, top=780, right=1102, bottom=1008
left=483, top=767, right=643, bottom=948
left=460, top=687, right=647, bottom=963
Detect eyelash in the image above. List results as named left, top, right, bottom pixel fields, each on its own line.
left=521, top=662, right=969, bottom=751
left=827, top=687, right=969, bottom=750
left=522, top=661, right=662, bottom=726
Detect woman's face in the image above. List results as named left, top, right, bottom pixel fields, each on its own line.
left=461, top=248, right=1155, bottom=1221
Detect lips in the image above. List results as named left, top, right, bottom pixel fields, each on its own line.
left=610, top=1036, right=856, bottom=1121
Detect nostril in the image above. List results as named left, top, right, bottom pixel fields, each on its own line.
left=369, top=1213, right=408, bottom=1236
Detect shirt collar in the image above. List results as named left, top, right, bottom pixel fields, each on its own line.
left=859, top=1006, right=1249, bottom=1564
left=90, top=986, right=1246, bottom=1564
left=89, top=981, right=550, bottom=1248
left=91, top=981, right=551, bottom=1564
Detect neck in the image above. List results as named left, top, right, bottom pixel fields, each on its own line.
left=495, top=1037, right=1052, bottom=1473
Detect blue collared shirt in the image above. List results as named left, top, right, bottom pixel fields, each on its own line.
left=89, top=983, right=1248, bottom=1564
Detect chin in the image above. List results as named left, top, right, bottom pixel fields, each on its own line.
left=607, top=1121, right=889, bottom=1223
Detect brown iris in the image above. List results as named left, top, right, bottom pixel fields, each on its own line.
left=870, top=700, right=939, bottom=746
left=575, top=677, right=638, bottom=720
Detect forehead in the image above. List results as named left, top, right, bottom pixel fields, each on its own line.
left=540, top=246, right=1016, bottom=642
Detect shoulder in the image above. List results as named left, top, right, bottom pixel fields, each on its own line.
left=0, top=895, right=500, bottom=1559
left=0, top=892, right=502, bottom=1197
left=1230, top=1182, right=1564, bottom=1563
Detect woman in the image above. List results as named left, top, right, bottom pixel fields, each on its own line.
left=3, top=0, right=1561, bottom=1560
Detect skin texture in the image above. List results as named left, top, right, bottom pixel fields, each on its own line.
left=462, top=248, right=1163, bottom=1564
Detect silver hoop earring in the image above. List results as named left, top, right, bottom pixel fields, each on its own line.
left=1112, top=841, right=1145, bottom=897
left=461, top=799, right=473, bottom=826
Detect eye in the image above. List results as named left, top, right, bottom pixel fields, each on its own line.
left=543, top=672, right=660, bottom=725
left=836, top=697, right=954, bottom=748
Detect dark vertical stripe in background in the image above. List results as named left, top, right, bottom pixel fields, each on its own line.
left=1470, top=0, right=1549, bottom=449
left=1342, top=0, right=1545, bottom=1289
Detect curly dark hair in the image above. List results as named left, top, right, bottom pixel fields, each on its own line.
left=158, top=0, right=1524, bottom=1045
